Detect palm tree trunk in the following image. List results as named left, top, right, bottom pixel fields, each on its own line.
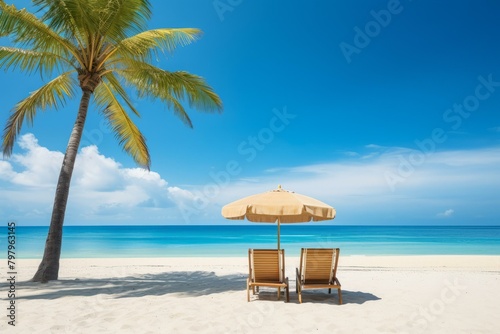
left=32, top=90, right=92, bottom=282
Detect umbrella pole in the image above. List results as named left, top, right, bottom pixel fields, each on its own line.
left=277, top=218, right=281, bottom=250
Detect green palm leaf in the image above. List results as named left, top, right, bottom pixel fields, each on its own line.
left=114, top=28, right=201, bottom=62
left=94, top=81, right=150, bottom=168
left=0, top=46, right=70, bottom=75
left=101, top=72, right=141, bottom=117
left=33, top=0, right=95, bottom=38
left=2, top=72, right=77, bottom=156
left=33, top=0, right=151, bottom=42
left=0, top=2, right=74, bottom=58
left=117, top=61, right=222, bottom=126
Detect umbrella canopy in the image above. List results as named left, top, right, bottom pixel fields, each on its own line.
left=221, top=185, right=336, bottom=249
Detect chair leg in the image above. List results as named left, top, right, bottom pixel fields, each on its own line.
left=247, top=279, right=250, bottom=302
left=285, top=279, right=290, bottom=302
left=328, top=288, right=332, bottom=294
left=295, top=268, right=300, bottom=293
left=338, top=288, right=342, bottom=305
left=297, top=285, right=302, bottom=303
left=277, top=287, right=281, bottom=300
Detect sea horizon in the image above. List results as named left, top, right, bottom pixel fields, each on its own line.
left=4, top=224, right=500, bottom=259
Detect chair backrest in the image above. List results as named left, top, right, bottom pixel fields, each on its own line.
left=299, top=248, right=339, bottom=284
left=249, top=249, right=284, bottom=283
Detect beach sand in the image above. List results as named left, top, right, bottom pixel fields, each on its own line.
left=1, top=255, right=499, bottom=333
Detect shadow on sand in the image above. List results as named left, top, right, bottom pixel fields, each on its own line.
left=3, top=272, right=380, bottom=305
left=251, top=288, right=380, bottom=305
left=4, top=271, right=247, bottom=300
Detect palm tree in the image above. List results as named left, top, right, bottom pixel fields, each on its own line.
left=0, top=0, right=222, bottom=282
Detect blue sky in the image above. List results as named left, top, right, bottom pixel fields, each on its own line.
left=1, top=0, right=499, bottom=226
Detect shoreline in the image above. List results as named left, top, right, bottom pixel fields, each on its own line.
left=11, top=249, right=500, bottom=260
left=9, top=255, right=500, bottom=286
left=17, top=254, right=500, bottom=270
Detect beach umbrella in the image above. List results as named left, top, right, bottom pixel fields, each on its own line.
left=221, top=185, right=336, bottom=249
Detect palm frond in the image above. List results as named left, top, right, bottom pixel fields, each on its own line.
left=116, top=61, right=222, bottom=126
left=1, top=72, right=77, bottom=156
left=93, top=81, right=150, bottom=168
left=32, top=0, right=95, bottom=39
left=118, top=67, right=190, bottom=127
left=168, top=71, right=223, bottom=112
left=0, top=2, right=75, bottom=57
left=100, top=72, right=140, bottom=117
left=33, top=0, right=151, bottom=43
left=0, top=46, right=71, bottom=76
left=95, top=0, right=152, bottom=41
left=113, top=28, right=201, bottom=62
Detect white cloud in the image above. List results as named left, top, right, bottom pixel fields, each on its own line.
left=360, top=152, right=380, bottom=159
left=1, top=134, right=499, bottom=226
left=10, top=133, right=63, bottom=187
left=365, top=144, right=384, bottom=149
left=73, top=145, right=124, bottom=191
left=0, top=160, right=16, bottom=181
left=437, top=209, right=455, bottom=218
left=344, top=151, right=359, bottom=157
left=0, top=134, right=196, bottom=225
left=208, top=145, right=500, bottom=225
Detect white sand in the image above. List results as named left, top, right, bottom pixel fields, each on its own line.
left=1, top=255, right=499, bottom=333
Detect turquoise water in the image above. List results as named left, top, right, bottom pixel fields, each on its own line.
left=2, top=225, right=500, bottom=258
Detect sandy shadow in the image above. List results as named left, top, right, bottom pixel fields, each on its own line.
left=339, top=290, right=381, bottom=304
left=1, top=271, right=247, bottom=300
left=250, top=288, right=380, bottom=305
left=2, top=273, right=380, bottom=304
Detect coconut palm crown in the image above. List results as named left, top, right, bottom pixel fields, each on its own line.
left=0, top=0, right=222, bottom=282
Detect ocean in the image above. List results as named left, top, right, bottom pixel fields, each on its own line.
left=3, top=225, right=500, bottom=259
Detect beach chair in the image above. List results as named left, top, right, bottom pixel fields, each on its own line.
left=295, top=248, right=342, bottom=304
left=247, top=249, right=290, bottom=302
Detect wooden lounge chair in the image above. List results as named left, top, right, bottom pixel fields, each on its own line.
left=295, top=248, right=342, bottom=304
left=247, top=249, right=290, bottom=302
